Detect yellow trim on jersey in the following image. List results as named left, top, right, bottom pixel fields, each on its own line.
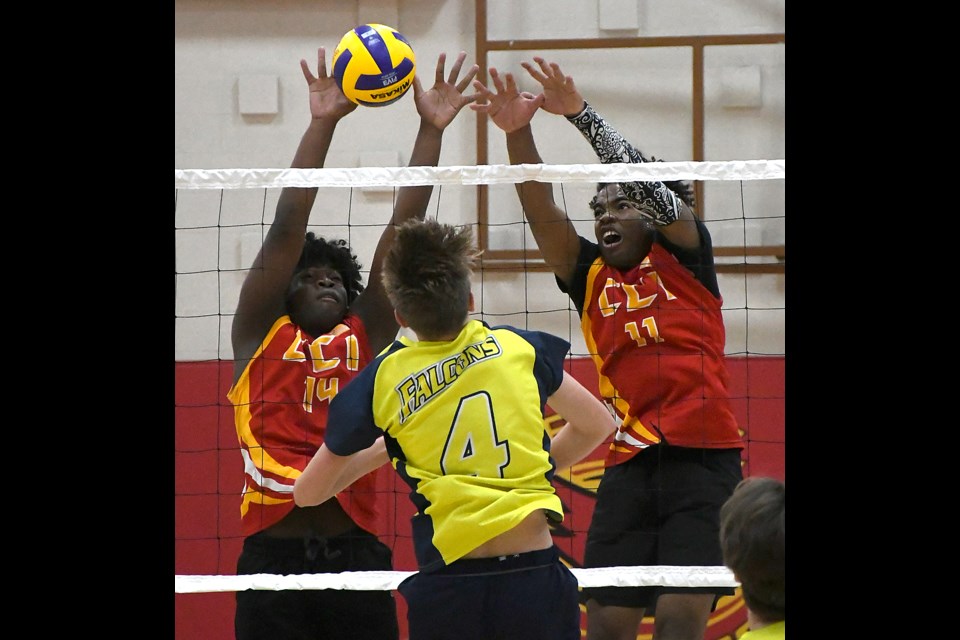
left=240, top=488, right=291, bottom=517
left=227, top=315, right=304, bottom=481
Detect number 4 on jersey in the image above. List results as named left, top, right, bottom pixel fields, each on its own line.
left=440, top=391, right=510, bottom=477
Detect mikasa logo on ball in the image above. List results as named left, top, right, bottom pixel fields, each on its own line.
left=372, top=79, right=410, bottom=99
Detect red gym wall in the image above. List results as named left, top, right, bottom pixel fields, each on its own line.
left=175, top=355, right=784, bottom=640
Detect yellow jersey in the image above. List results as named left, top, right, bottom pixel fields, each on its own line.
left=324, top=319, right=571, bottom=572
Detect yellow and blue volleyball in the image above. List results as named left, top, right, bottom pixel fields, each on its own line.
left=331, top=24, right=416, bottom=107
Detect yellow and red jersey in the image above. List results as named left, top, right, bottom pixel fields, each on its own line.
left=564, top=235, right=743, bottom=466
left=227, top=313, right=380, bottom=537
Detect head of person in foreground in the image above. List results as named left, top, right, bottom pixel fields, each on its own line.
left=382, top=218, right=481, bottom=341
left=719, top=476, right=786, bottom=626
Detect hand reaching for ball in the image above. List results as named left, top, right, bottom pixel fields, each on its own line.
left=470, top=67, right=545, bottom=133
left=300, top=47, right=357, bottom=120
left=521, top=57, right=585, bottom=117
left=412, top=51, right=481, bottom=131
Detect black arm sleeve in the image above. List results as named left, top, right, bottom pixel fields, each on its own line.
left=566, top=102, right=689, bottom=225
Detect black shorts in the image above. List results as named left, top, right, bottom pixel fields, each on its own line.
left=399, top=546, right=580, bottom=640
left=580, top=445, right=743, bottom=609
left=235, top=527, right=399, bottom=640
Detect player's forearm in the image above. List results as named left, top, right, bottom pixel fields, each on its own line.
left=293, top=440, right=390, bottom=507
left=505, top=125, right=579, bottom=280
left=550, top=415, right=614, bottom=470
left=293, top=445, right=344, bottom=507
left=506, top=125, right=557, bottom=209
left=329, top=438, right=390, bottom=495
left=291, top=116, right=341, bottom=168
left=407, top=120, right=444, bottom=167
left=505, top=124, right=542, bottom=165
left=391, top=121, right=443, bottom=225
left=566, top=102, right=682, bottom=225
left=274, top=117, right=341, bottom=226
left=566, top=102, right=649, bottom=165
left=547, top=374, right=617, bottom=470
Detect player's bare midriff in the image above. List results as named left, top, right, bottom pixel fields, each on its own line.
left=462, top=509, right=554, bottom=559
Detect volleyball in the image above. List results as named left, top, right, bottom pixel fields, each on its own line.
left=332, top=24, right=416, bottom=107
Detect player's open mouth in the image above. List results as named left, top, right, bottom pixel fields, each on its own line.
left=602, top=230, right=622, bottom=247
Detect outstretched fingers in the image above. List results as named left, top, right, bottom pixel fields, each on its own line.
left=316, top=47, right=329, bottom=78
left=458, top=65, right=481, bottom=95
left=488, top=67, right=508, bottom=94
left=300, top=54, right=317, bottom=85
left=458, top=64, right=481, bottom=93
left=412, top=74, right=424, bottom=101
left=469, top=78, right=493, bottom=112
left=301, top=47, right=329, bottom=85
left=521, top=60, right=547, bottom=85
left=445, top=51, right=480, bottom=93
left=434, top=51, right=448, bottom=85
left=502, top=71, right=520, bottom=95
left=300, top=58, right=314, bottom=84
left=445, top=51, right=462, bottom=83
left=534, top=56, right=561, bottom=78
left=471, top=78, right=489, bottom=96
left=548, top=61, right=570, bottom=85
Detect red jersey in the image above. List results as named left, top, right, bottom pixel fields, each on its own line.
left=227, top=313, right=380, bottom=537
left=564, top=237, right=743, bottom=466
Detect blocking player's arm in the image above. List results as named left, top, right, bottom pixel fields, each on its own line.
left=231, top=48, right=356, bottom=380
left=564, top=102, right=700, bottom=250
left=351, top=51, right=480, bottom=353
left=544, top=371, right=618, bottom=470
left=505, top=125, right=582, bottom=286
left=293, top=438, right=389, bottom=508
left=517, top=56, right=700, bottom=254
left=470, top=67, right=581, bottom=287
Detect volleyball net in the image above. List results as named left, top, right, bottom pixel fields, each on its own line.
left=174, top=159, right=784, bottom=595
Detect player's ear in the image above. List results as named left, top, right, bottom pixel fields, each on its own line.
left=468, top=291, right=475, bottom=312
left=394, top=308, right=409, bottom=328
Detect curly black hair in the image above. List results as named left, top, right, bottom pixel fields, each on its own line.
left=294, top=232, right=365, bottom=305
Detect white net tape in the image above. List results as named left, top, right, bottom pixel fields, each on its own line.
left=175, top=566, right=737, bottom=593
left=175, top=159, right=784, bottom=190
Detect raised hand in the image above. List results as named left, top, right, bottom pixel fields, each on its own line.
left=470, top=67, right=545, bottom=133
left=412, top=51, right=481, bottom=130
left=299, top=47, right=357, bottom=120
left=521, top=57, right=584, bottom=117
